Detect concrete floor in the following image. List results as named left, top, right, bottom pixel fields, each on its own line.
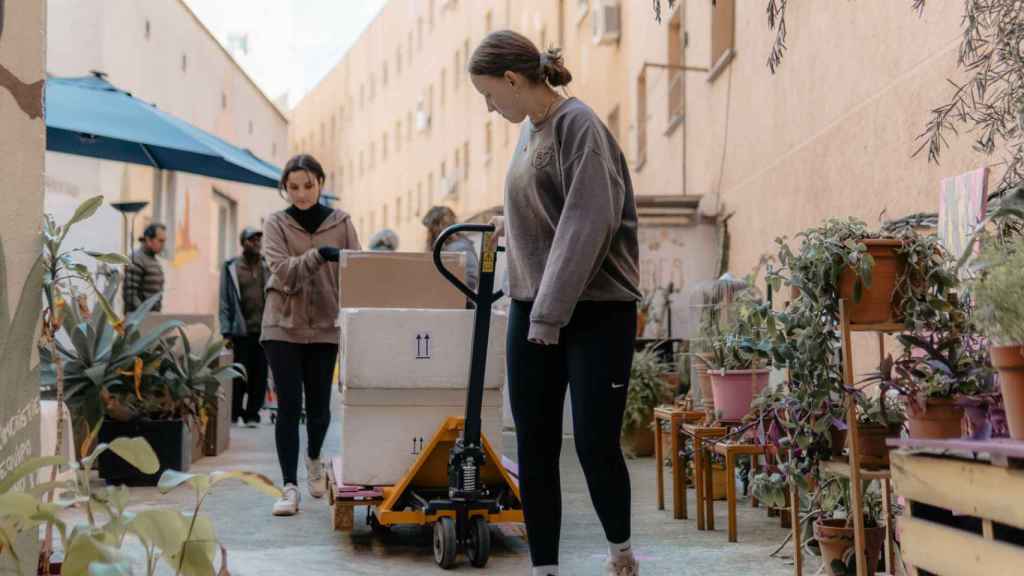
left=60, top=406, right=809, bottom=576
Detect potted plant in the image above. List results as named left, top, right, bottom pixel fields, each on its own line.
left=851, top=389, right=904, bottom=469
left=622, top=343, right=671, bottom=457
left=701, top=292, right=772, bottom=421
left=690, top=273, right=753, bottom=416
left=813, top=476, right=887, bottom=576
left=40, top=286, right=243, bottom=485
left=972, top=237, right=1024, bottom=439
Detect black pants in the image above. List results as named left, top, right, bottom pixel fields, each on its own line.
left=263, top=341, right=338, bottom=486
left=507, top=300, right=636, bottom=567
left=230, top=335, right=268, bottom=423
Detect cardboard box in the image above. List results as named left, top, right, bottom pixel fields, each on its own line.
left=338, top=250, right=468, bottom=310
left=340, top=388, right=503, bottom=486
left=339, top=308, right=506, bottom=390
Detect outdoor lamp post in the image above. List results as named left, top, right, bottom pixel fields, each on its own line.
left=110, top=201, right=149, bottom=313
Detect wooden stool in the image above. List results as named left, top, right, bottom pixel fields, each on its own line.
left=654, top=406, right=705, bottom=519
left=681, top=423, right=728, bottom=530
left=705, top=440, right=765, bottom=542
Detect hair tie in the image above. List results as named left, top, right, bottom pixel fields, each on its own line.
left=538, top=53, right=550, bottom=77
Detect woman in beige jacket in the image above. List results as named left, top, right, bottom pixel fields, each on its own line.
left=261, top=154, right=361, bottom=516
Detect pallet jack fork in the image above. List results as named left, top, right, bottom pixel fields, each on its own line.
left=328, top=224, right=523, bottom=570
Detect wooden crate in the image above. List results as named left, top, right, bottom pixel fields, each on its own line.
left=889, top=439, right=1024, bottom=575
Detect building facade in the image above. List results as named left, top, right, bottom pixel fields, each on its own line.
left=45, top=0, right=288, bottom=317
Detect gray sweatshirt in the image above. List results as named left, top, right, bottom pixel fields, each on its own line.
left=505, top=97, right=641, bottom=344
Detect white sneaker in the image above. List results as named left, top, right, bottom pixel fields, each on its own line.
left=272, top=484, right=300, bottom=516
left=306, top=456, right=326, bottom=499
left=605, top=555, right=639, bottom=576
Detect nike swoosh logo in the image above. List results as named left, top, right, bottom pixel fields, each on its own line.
left=611, top=382, right=625, bottom=389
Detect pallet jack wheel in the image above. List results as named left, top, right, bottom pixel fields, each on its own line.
left=433, top=517, right=457, bottom=569
left=367, top=512, right=391, bottom=537
left=465, top=516, right=491, bottom=568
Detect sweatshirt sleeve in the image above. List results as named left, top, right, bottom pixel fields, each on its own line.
left=262, top=215, right=325, bottom=293
left=529, top=147, right=624, bottom=343
left=345, top=217, right=362, bottom=250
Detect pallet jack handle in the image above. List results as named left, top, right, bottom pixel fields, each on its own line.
left=432, top=223, right=504, bottom=306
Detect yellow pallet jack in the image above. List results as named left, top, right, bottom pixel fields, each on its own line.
left=327, top=223, right=523, bottom=569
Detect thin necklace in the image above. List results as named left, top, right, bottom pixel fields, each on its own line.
left=534, top=94, right=564, bottom=125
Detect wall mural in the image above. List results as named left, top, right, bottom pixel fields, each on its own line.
left=0, top=0, right=45, bottom=119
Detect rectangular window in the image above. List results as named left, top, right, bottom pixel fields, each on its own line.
left=636, top=71, right=648, bottom=169
left=213, top=191, right=238, bottom=273
left=418, top=18, right=423, bottom=49
left=407, top=111, right=413, bottom=140
left=428, top=172, right=435, bottom=206
left=370, top=73, right=376, bottom=101
left=383, top=133, right=389, bottom=162
left=462, top=141, right=470, bottom=180
left=382, top=61, right=389, bottom=86
left=668, top=9, right=683, bottom=122
left=441, top=161, right=447, bottom=180
left=710, top=0, right=735, bottom=75
left=454, top=148, right=461, bottom=182
left=370, top=142, right=376, bottom=169
left=395, top=122, right=402, bottom=152
left=408, top=31, right=414, bottom=65
left=429, top=0, right=435, bottom=29
left=454, top=51, right=460, bottom=89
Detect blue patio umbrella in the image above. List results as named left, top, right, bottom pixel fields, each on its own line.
left=45, top=73, right=281, bottom=188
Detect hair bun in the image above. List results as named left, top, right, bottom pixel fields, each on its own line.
left=538, top=47, right=572, bottom=87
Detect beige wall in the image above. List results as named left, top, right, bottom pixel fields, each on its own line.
left=45, top=0, right=289, bottom=318
left=0, top=0, right=45, bottom=569
left=678, top=1, right=991, bottom=275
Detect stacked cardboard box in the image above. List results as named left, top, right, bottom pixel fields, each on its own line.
left=337, top=251, right=506, bottom=486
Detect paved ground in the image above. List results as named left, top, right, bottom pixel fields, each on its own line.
left=59, top=402, right=810, bottom=575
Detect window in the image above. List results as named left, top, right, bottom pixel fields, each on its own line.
left=221, top=92, right=227, bottom=109
left=181, top=53, right=188, bottom=72
left=417, top=17, right=423, bottom=49
left=145, top=19, right=151, bottom=40
left=668, top=9, right=684, bottom=123
left=427, top=84, right=434, bottom=122
left=213, top=191, right=238, bottom=272
left=710, top=0, right=735, bottom=78
left=636, top=72, right=648, bottom=169
left=429, top=0, right=435, bottom=30
left=441, top=161, right=447, bottom=180
left=484, top=121, right=493, bottom=159
left=454, top=148, right=461, bottom=181
left=428, top=172, right=435, bottom=205
left=359, top=150, right=365, bottom=177
left=383, top=133, right=389, bottom=161
left=396, top=198, right=403, bottom=225
left=453, top=52, right=460, bottom=89
left=463, top=39, right=470, bottom=77
left=441, top=68, right=447, bottom=109
left=331, top=115, right=336, bottom=140
left=383, top=62, right=389, bottom=87
left=370, top=73, right=376, bottom=101
left=382, top=205, right=389, bottom=229
left=273, top=142, right=278, bottom=158
left=395, top=122, right=402, bottom=152
left=396, top=47, right=402, bottom=75
left=370, top=142, right=376, bottom=169
left=607, top=105, right=621, bottom=144
left=248, top=121, right=254, bottom=135
left=408, top=31, right=414, bottom=65
left=152, top=172, right=178, bottom=259
left=462, top=141, right=469, bottom=180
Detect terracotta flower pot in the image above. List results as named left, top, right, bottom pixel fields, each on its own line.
left=848, top=423, right=896, bottom=469
left=992, top=344, right=1024, bottom=440
left=709, top=369, right=770, bottom=421
left=906, top=397, right=964, bottom=439
left=814, top=518, right=885, bottom=576
left=622, top=426, right=655, bottom=458
left=695, top=363, right=715, bottom=415
left=837, top=239, right=906, bottom=324
left=828, top=425, right=847, bottom=460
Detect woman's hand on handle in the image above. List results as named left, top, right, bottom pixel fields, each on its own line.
left=485, top=216, right=505, bottom=254
left=317, top=246, right=340, bottom=262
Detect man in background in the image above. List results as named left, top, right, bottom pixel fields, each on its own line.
left=219, top=227, right=270, bottom=427
left=124, top=223, right=166, bottom=312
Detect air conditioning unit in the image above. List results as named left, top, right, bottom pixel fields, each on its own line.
left=576, top=0, right=589, bottom=25
left=441, top=176, right=458, bottom=197
left=591, top=0, right=621, bottom=45
left=416, top=99, right=431, bottom=132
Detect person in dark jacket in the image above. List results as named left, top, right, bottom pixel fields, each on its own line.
left=219, top=227, right=270, bottom=427
left=124, top=223, right=166, bottom=312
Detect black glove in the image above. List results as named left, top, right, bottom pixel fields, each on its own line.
left=318, top=246, right=340, bottom=262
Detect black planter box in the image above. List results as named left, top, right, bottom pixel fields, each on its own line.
left=97, top=419, right=192, bottom=486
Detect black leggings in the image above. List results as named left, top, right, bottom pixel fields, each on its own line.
left=507, top=300, right=636, bottom=567
left=263, top=341, right=338, bottom=486
left=231, top=335, right=268, bottom=423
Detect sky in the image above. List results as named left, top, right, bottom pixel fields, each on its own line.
left=183, top=0, right=389, bottom=110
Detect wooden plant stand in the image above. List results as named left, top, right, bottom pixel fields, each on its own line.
left=888, top=437, right=1024, bottom=575
left=654, top=405, right=705, bottom=519
left=702, top=439, right=765, bottom=542
left=682, top=422, right=729, bottom=529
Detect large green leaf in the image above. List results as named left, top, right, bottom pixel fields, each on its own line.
left=61, top=533, right=126, bottom=576
left=0, top=456, right=66, bottom=493
left=210, top=471, right=282, bottom=498
left=165, top=514, right=217, bottom=576
left=108, top=437, right=160, bottom=475
left=66, top=196, right=104, bottom=229
left=157, top=470, right=210, bottom=496
left=0, top=493, right=41, bottom=519
left=129, top=508, right=189, bottom=554
left=112, top=320, right=184, bottom=365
